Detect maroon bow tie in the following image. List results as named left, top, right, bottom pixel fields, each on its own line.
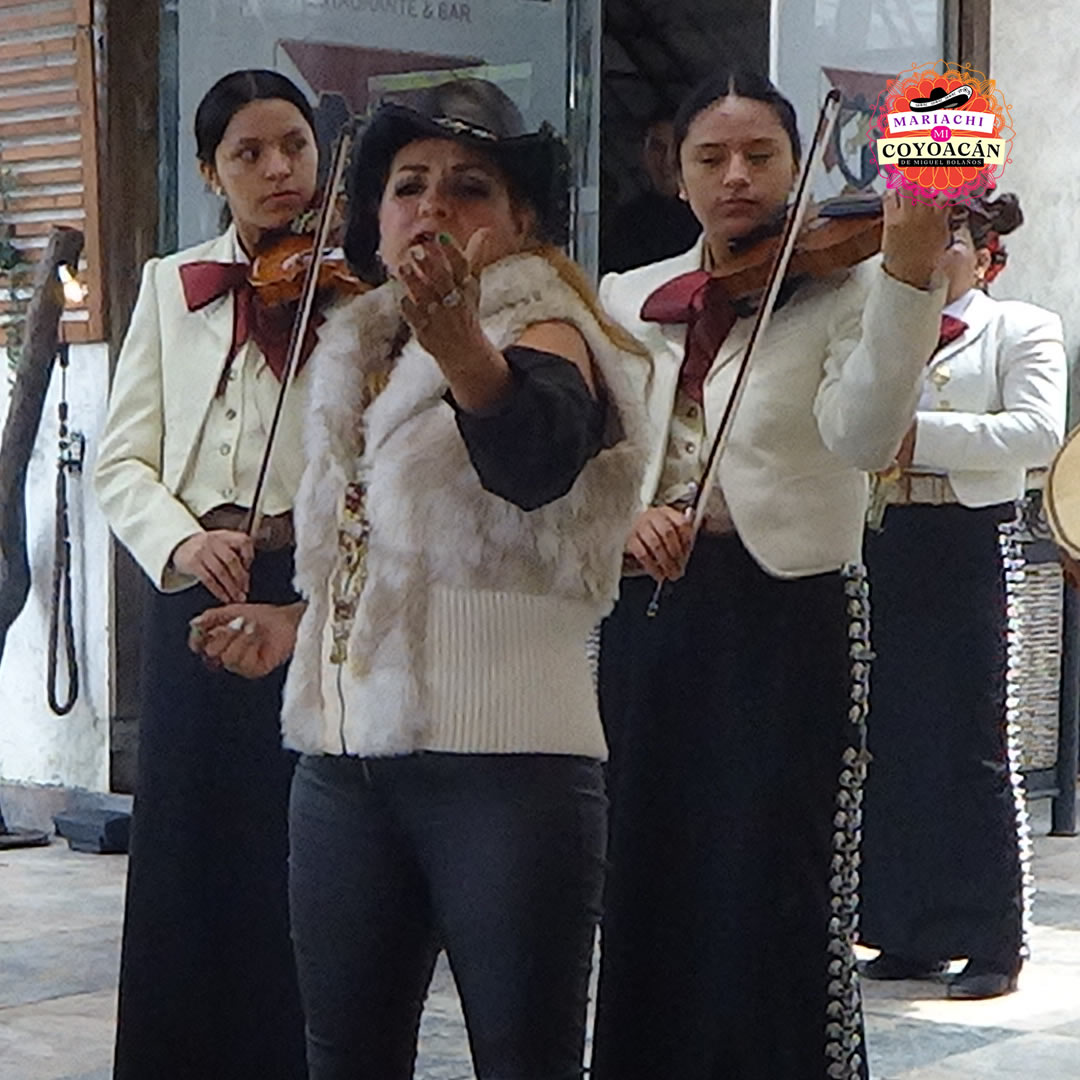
left=936, top=313, right=967, bottom=353
left=641, top=271, right=737, bottom=404
left=179, top=260, right=320, bottom=387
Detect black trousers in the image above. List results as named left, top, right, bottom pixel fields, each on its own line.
left=113, top=548, right=306, bottom=1080
left=288, top=751, right=607, bottom=1080
left=860, top=503, right=1026, bottom=970
left=592, top=537, right=869, bottom=1080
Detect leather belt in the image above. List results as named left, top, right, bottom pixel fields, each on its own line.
left=198, top=504, right=295, bottom=551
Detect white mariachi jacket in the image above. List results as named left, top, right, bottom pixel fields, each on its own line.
left=282, top=251, right=650, bottom=759
left=600, top=239, right=948, bottom=578
left=912, top=288, right=1067, bottom=506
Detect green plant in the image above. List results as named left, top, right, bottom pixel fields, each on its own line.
left=0, top=165, right=32, bottom=375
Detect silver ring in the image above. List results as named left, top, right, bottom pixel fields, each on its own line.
left=441, top=288, right=463, bottom=308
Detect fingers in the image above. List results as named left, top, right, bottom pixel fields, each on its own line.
left=397, top=256, right=429, bottom=307
left=196, top=611, right=288, bottom=679
left=185, top=531, right=252, bottom=603
left=656, top=504, right=695, bottom=545
left=631, top=509, right=693, bottom=582
left=414, top=241, right=457, bottom=298
left=194, top=560, right=234, bottom=605
left=218, top=625, right=262, bottom=673
left=463, top=228, right=491, bottom=274
left=209, top=532, right=251, bottom=600
left=189, top=603, right=245, bottom=637
left=399, top=241, right=456, bottom=306
left=201, top=546, right=248, bottom=604
left=218, top=530, right=256, bottom=569
left=627, top=533, right=668, bottom=583
left=641, top=519, right=688, bottom=580
left=440, top=232, right=471, bottom=281
left=400, top=293, right=427, bottom=332
left=199, top=623, right=245, bottom=662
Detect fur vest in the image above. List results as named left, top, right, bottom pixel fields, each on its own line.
left=281, top=251, right=650, bottom=757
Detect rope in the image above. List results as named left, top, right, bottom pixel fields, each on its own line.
left=47, top=343, right=78, bottom=716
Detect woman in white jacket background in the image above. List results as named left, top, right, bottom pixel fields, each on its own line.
left=859, top=192, right=1067, bottom=1000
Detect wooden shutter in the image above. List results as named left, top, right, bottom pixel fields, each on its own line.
left=0, top=0, right=103, bottom=344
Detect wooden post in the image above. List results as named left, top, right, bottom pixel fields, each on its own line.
left=0, top=225, right=84, bottom=843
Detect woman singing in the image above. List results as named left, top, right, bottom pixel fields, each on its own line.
left=189, top=78, right=648, bottom=1079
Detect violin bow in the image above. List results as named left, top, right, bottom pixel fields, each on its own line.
left=646, top=89, right=843, bottom=617
left=244, top=117, right=358, bottom=540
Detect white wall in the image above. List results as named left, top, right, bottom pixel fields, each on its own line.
left=990, top=3, right=1080, bottom=365
left=0, top=342, right=112, bottom=791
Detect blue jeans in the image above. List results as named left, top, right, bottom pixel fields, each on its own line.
left=288, top=752, right=606, bottom=1080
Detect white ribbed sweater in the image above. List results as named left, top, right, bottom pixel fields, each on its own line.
left=281, top=251, right=650, bottom=759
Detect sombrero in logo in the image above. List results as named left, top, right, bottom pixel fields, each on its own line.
left=909, top=85, right=974, bottom=111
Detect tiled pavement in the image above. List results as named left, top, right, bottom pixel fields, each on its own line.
left=1, top=798, right=1077, bottom=1079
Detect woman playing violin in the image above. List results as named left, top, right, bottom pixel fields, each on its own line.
left=93, top=69, right=319, bottom=1079
left=591, top=68, right=953, bottom=1080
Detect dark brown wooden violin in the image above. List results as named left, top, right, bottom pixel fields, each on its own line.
left=715, top=193, right=883, bottom=302
left=248, top=204, right=369, bottom=308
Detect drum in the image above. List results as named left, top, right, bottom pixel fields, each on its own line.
left=1045, top=426, right=1080, bottom=558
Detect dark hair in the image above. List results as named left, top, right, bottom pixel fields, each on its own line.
left=195, top=69, right=316, bottom=166
left=673, top=68, right=801, bottom=163
left=966, top=191, right=1023, bottom=247
left=647, top=101, right=680, bottom=130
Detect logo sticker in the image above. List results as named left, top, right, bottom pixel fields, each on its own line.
left=869, top=62, right=1014, bottom=203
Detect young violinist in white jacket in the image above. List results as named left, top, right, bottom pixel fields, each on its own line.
left=591, top=68, right=952, bottom=1080
left=93, top=69, right=320, bottom=1079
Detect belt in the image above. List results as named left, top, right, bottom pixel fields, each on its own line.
left=882, top=472, right=959, bottom=507
left=198, top=504, right=295, bottom=551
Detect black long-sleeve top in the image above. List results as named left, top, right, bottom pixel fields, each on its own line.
left=448, top=345, right=606, bottom=511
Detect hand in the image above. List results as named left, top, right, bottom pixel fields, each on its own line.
left=626, top=506, right=695, bottom=583
left=171, top=529, right=254, bottom=604
left=396, top=230, right=512, bottom=411
left=187, top=602, right=305, bottom=679
left=895, top=423, right=917, bottom=469
left=881, top=189, right=952, bottom=289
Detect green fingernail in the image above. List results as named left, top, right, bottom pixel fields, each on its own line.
left=437, top=232, right=452, bottom=246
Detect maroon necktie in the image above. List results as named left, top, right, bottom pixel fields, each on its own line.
left=179, top=261, right=320, bottom=387
left=641, top=270, right=738, bottom=404
left=935, top=313, right=967, bottom=355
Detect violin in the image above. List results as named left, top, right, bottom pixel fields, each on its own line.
left=715, top=193, right=883, bottom=301
left=245, top=118, right=361, bottom=538
left=249, top=231, right=369, bottom=307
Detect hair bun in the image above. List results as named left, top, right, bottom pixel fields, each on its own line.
left=975, top=191, right=1023, bottom=236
